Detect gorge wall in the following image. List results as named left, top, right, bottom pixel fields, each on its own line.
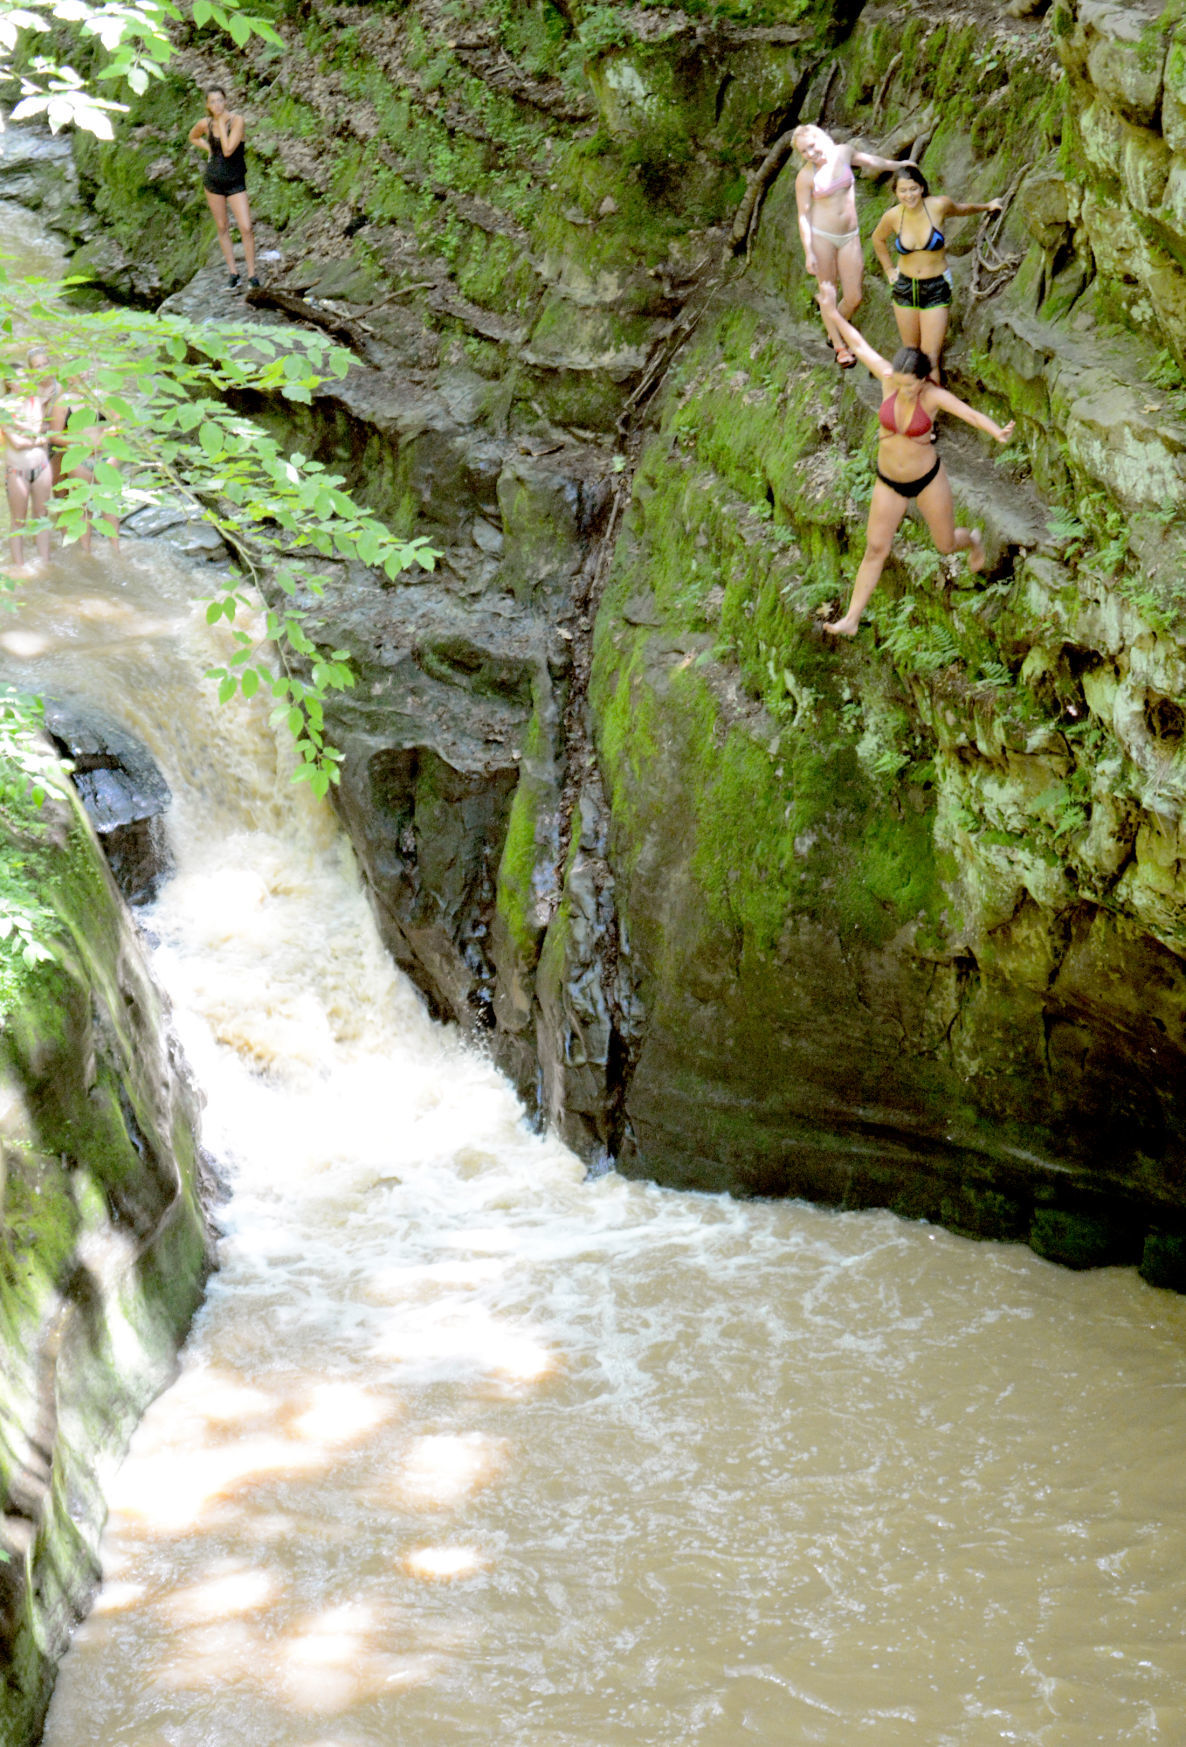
left=0, top=740, right=213, bottom=1743
left=15, top=0, right=1186, bottom=1285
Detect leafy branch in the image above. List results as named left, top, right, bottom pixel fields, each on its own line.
left=2, top=287, right=437, bottom=796
left=2, top=0, right=284, bottom=132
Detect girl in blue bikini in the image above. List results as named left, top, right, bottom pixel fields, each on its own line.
left=815, top=282, right=1014, bottom=635
left=871, top=165, right=1003, bottom=382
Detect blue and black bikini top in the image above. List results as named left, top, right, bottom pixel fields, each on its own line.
left=894, top=198, right=945, bottom=254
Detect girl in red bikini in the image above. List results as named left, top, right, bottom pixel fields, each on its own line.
left=792, top=126, right=914, bottom=368
left=815, top=281, right=1014, bottom=635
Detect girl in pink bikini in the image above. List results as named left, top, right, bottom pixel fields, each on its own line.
left=815, top=281, right=1014, bottom=635
left=792, top=125, right=914, bottom=367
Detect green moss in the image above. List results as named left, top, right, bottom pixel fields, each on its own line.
left=494, top=707, right=551, bottom=961
left=455, top=230, right=541, bottom=313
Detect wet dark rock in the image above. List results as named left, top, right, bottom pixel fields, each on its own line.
left=42, top=700, right=172, bottom=903
left=0, top=126, right=77, bottom=229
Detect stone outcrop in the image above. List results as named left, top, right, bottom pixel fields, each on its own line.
left=38, top=0, right=1186, bottom=1285
left=42, top=700, right=173, bottom=904
left=0, top=743, right=213, bottom=1743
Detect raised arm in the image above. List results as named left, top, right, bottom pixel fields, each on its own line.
left=927, top=384, right=1014, bottom=443
left=218, top=111, right=245, bottom=153
left=795, top=167, right=818, bottom=278
left=871, top=208, right=899, bottom=283
left=817, top=283, right=892, bottom=381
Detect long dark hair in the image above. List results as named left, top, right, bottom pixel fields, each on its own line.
left=895, top=163, right=930, bottom=197
left=891, top=345, right=932, bottom=381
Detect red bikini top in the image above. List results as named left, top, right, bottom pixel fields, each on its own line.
left=878, top=391, right=932, bottom=438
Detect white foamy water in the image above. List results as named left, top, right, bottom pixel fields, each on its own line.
left=0, top=177, right=1183, bottom=1738
left=0, top=531, right=1180, bottom=1747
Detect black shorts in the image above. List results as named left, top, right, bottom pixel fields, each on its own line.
left=891, top=271, right=953, bottom=310
left=203, top=174, right=247, bottom=198
left=876, top=455, right=942, bottom=499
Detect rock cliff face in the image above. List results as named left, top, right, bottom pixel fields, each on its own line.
left=38, top=0, right=1186, bottom=1283
left=0, top=744, right=212, bottom=1743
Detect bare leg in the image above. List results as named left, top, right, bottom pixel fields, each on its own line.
left=204, top=189, right=236, bottom=275
left=6, top=467, right=28, bottom=567
left=810, top=236, right=848, bottom=355
left=918, top=305, right=950, bottom=383
left=915, top=465, right=984, bottom=569
left=29, top=466, right=51, bottom=563
left=824, top=478, right=910, bottom=634
left=892, top=300, right=920, bottom=351
left=227, top=191, right=256, bottom=279
left=835, top=234, right=865, bottom=326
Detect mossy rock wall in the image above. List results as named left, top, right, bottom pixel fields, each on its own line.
left=0, top=755, right=212, bottom=1745
left=38, top=0, right=1186, bottom=1285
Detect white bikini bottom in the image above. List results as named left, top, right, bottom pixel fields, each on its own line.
left=812, top=225, right=860, bottom=248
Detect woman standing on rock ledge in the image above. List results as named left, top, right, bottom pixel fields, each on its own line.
left=792, top=125, right=915, bottom=368
left=871, top=164, right=1004, bottom=382
left=816, top=282, right=1013, bottom=636
left=188, top=86, right=260, bottom=293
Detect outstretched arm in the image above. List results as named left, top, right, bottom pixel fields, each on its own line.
left=941, top=195, right=1004, bottom=218
left=851, top=148, right=916, bottom=175
left=817, top=284, right=891, bottom=380
left=927, top=384, right=1014, bottom=442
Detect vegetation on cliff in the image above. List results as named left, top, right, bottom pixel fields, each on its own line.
left=4, top=0, right=1186, bottom=1283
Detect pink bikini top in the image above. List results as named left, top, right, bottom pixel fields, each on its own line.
left=878, top=391, right=933, bottom=438
left=812, top=166, right=855, bottom=199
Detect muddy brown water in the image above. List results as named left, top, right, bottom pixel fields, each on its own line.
left=2, top=201, right=1185, bottom=1747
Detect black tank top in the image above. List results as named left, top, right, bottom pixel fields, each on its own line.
left=204, top=124, right=246, bottom=189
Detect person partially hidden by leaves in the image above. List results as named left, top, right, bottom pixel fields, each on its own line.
left=49, top=384, right=121, bottom=555
left=815, top=281, right=1014, bottom=635
left=189, top=85, right=260, bottom=292
left=2, top=345, right=57, bottom=572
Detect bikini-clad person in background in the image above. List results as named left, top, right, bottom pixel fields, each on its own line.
left=188, top=85, right=259, bottom=292
left=793, top=125, right=915, bottom=367
left=50, top=386, right=121, bottom=555
left=815, top=281, right=1014, bottom=635
left=2, top=346, right=57, bottom=571
left=871, top=164, right=1003, bottom=382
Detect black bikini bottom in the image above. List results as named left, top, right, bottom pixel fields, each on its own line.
left=876, top=455, right=941, bottom=499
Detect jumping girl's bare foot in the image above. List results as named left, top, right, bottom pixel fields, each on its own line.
left=967, top=528, right=986, bottom=573
left=823, top=616, right=860, bottom=636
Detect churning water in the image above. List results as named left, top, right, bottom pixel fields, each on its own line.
left=3, top=204, right=1185, bottom=1747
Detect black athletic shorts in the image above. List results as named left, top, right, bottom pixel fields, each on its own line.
left=203, top=171, right=247, bottom=197
left=891, top=271, right=953, bottom=310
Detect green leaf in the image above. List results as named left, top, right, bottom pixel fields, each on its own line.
left=218, top=676, right=237, bottom=705
left=198, top=421, right=224, bottom=459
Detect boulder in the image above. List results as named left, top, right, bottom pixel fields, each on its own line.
left=41, top=700, right=172, bottom=904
